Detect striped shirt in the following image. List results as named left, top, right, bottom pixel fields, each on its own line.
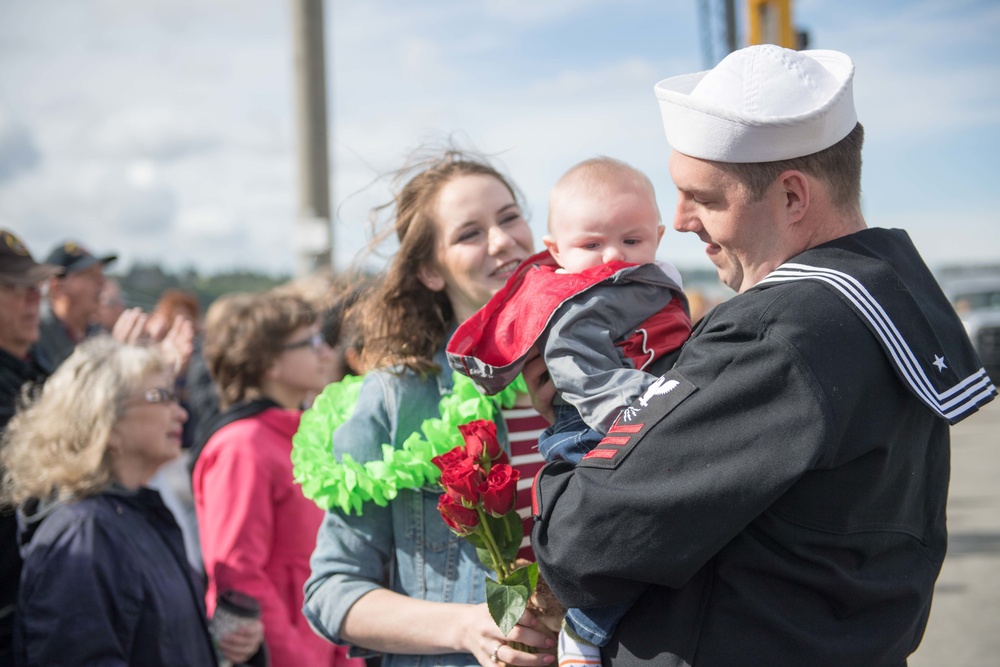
left=503, top=401, right=548, bottom=562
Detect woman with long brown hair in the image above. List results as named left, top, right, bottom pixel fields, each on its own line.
left=303, top=149, right=555, bottom=666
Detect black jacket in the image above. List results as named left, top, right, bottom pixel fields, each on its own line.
left=33, top=309, right=76, bottom=374
left=0, top=347, right=50, bottom=662
left=15, top=486, right=219, bottom=666
left=532, top=229, right=996, bottom=667
left=0, top=347, right=49, bottom=433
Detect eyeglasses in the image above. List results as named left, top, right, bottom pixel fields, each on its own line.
left=281, top=332, right=326, bottom=352
left=136, top=387, right=178, bottom=405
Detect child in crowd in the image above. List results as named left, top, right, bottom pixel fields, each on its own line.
left=447, top=156, right=692, bottom=664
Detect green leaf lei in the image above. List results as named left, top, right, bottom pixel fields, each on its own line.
left=291, top=372, right=527, bottom=515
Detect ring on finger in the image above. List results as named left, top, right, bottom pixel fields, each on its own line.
left=490, top=641, right=504, bottom=663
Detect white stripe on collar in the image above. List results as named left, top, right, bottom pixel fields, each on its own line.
left=759, top=263, right=996, bottom=422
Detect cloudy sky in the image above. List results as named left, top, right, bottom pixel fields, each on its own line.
left=0, top=0, right=997, bottom=279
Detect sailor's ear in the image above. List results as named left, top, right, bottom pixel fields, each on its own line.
left=777, top=169, right=810, bottom=224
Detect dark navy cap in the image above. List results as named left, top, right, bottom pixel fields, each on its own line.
left=45, top=240, right=117, bottom=274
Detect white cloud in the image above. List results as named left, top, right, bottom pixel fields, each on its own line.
left=0, top=0, right=996, bottom=278
left=0, top=112, right=41, bottom=185
left=88, top=107, right=222, bottom=160
left=127, top=160, right=158, bottom=189
left=176, top=206, right=238, bottom=238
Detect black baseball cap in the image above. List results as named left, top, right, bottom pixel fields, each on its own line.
left=0, top=229, right=64, bottom=285
left=45, top=240, right=117, bottom=274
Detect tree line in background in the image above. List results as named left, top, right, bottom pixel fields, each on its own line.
left=111, top=263, right=291, bottom=312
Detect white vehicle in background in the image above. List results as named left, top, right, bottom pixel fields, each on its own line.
left=944, top=276, right=1000, bottom=381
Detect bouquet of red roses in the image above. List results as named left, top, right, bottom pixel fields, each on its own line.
left=432, top=419, right=539, bottom=637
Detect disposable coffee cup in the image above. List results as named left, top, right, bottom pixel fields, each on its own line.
left=210, top=589, right=261, bottom=667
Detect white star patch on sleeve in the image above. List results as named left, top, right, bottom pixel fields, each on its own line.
left=932, top=354, right=947, bottom=372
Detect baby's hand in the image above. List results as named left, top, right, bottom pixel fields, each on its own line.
left=517, top=558, right=564, bottom=635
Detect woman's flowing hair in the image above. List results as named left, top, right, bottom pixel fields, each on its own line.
left=1, top=337, right=164, bottom=505
left=357, top=147, right=524, bottom=375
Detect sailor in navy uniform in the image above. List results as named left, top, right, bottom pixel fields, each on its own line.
left=531, top=45, right=996, bottom=667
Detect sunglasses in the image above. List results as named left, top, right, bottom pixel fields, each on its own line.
left=281, top=331, right=326, bottom=352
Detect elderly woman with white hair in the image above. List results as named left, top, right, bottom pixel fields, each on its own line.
left=0, top=336, right=264, bottom=666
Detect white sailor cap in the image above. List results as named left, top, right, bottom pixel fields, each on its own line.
left=654, top=44, right=858, bottom=163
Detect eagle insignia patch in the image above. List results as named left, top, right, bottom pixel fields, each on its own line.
left=580, top=371, right=698, bottom=469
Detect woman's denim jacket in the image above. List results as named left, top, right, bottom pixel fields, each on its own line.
left=304, top=347, right=507, bottom=667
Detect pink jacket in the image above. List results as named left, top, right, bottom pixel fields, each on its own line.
left=193, top=406, right=361, bottom=667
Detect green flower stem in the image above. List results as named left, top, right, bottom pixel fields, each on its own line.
left=475, top=506, right=510, bottom=580
left=510, top=641, right=533, bottom=654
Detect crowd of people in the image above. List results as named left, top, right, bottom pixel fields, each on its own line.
left=0, top=44, right=996, bottom=667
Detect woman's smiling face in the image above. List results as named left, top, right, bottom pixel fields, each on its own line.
left=421, top=173, right=534, bottom=322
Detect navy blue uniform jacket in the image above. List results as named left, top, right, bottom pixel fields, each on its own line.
left=532, top=229, right=996, bottom=667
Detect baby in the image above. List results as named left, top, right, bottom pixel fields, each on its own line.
left=448, top=156, right=692, bottom=664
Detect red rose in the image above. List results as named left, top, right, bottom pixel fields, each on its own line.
left=432, top=446, right=469, bottom=474
left=437, top=493, right=480, bottom=535
left=459, top=419, right=503, bottom=462
left=478, top=464, right=519, bottom=517
left=439, top=455, right=484, bottom=506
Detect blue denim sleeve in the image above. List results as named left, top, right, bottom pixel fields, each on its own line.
left=303, top=372, right=396, bottom=646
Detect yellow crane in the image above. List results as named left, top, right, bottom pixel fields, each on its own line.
left=699, top=0, right=809, bottom=67
left=747, top=0, right=808, bottom=50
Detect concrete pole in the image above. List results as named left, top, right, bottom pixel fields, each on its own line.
left=291, top=0, right=332, bottom=276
